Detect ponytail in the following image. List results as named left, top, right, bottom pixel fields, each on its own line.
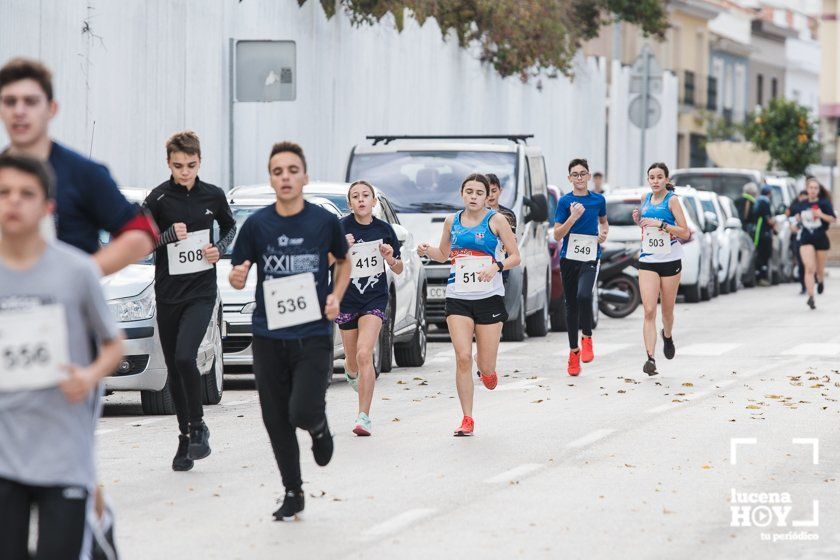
left=666, top=182, right=675, bottom=192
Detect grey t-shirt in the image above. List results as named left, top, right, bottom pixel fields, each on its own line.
left=0, top=242, right=118, bottom=489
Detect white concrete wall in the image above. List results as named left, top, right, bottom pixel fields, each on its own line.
left=0, top=0, right=607, bottom=190
left=785, top=38, right=821, bottom=117
left=607, top=60, right=679, bottom=188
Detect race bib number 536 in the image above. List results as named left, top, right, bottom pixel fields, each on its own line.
left=0, top=304, right=69, bottom=392
left=263, top=273, right=322, bottom=330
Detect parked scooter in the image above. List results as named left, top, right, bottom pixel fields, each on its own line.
left=598, top=245, right=641, bottom=319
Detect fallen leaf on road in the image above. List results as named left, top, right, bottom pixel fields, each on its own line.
left=765, top=394, right=782, bottom=399
left=811, top=384, right=824, bottom=389
left=413, top=377, right=425, bottom=381
left=617, top=390, right=626, bottom=394
left=624, top=464, right=636, bottom=468
left=531, top=399, right=544, bottom=404
left=745, top=405, right=761, bottom=410
left=663, top=507, right=675, bottom=514
left=418, top=380, right=428, bottom=386
left=702, top=465, right=713, bottom=470
left=682, top=383, right=694, bottom=387
left=397, top=380, right=407, bottom=385
left=392, top=418, right=400, bottom=422
left=382, top=396, right=391, bottom=400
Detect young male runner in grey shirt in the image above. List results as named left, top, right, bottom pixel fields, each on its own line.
left=0, top=154, right=123, bottom=559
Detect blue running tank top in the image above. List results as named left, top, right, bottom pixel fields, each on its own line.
left=446, top=210, right=505, bottom=300
left=639, top=191, right=683, bottom=263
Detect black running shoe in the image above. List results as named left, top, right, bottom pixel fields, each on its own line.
left=661, top=330, right=675, bottom=360
left=188, top=421, right=211, bottom=461
left=273, top=489, right=305, bottom=521
left=643, top=358, right=658, bottom=376
left=172, top=434, right=193, bottom=471
left=807, top=296, right=816, bottom=310
left=311, top=422, right=334, bottom=467
left=817, top=281, right=824, bottom=295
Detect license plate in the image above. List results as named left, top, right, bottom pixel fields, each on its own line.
left=426, top=285, right=446, bottom=300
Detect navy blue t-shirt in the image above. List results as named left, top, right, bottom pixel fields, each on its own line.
left=791, top=199, right=836, bottom=242
left=48, top=142, right=139, bottom=254
left=554, top=190, right=606, bottom=259
left=340, top=215, right=401, bottom=312
left=231, top=201, right=349, bottom=340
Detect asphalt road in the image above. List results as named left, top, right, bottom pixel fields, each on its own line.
left=98, top=275, right=840, bottom=559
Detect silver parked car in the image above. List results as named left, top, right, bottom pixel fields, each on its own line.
left=102, top=188, right=224, bottom=415
left=696, top=190, right=740, bottom=294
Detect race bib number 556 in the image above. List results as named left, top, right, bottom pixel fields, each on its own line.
left=0, top=304, right=69, bottom=392
left=263, top=273, right=322, bottom=330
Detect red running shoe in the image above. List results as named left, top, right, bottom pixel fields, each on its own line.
left=479, top=371, right=498, bottom=390
left=568, top=350, right=581, bottom=376
left=454, top=416, right=474, bottom=436
left=581, top=337, right=594, bottom=363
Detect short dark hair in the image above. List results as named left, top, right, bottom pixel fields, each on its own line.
left=568, top=158, right=589, bottom=174
left=460, top=173, right=490, bottom=195
left=593, top=172, right=603, bottom=179
left=268, top=141, right=307, bottom=172
left=486, top=173, right=501, bottom=188
left=0, top=58, right=54, bottom=101
left=0, top=153, right=55, bottom=199
left=166, top=130, right=201, bottom=160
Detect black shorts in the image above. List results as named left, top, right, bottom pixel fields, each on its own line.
left=800, top=236, right=830, bottom=251
left=445, top=295, right=507, bottom=324
left=638, top=259, right=682, bottom=277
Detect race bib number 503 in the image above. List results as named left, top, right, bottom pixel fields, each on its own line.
left=643, top=227, right=671, bottom=255
left=0, top=304, right=69, bottom=392
left=263, top=273, right=322, bottom=330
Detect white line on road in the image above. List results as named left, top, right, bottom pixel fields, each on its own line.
left=553, top=343, right=631, bottom=357
left=678, top=343, right=741, bottom=356
left=565, top=428, right=615, bottom=449
left=495, top=377, right=547, bottom=392
left=362, top=508, right=438, bottom=539
left=782, top=343, right=840, bottom=357
left=483, top=463, right=544, bottom=484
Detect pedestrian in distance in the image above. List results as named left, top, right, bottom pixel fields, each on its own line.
left=552, top=158, right=609, bottom=376
left=632, top=163, right=690, bottom=376
left=417, top=173, right=519, bottom=436
left=0, top=154, right=123, bottom=560
left=337, top=180, right=404, bottom=436
left=229, top=141, right=350, bottom=521
left=789, top=177, right=836, bottom=309
left=142, top=131, right=237, bottom=471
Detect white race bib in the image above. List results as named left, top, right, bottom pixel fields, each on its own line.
left=454, top=256, right=493, bottom=293
left=800, top=209, right=821, bottom=230
left=263, top=273, right=322, bottom=330
left=566, top=234, right=598, bottom=262
left=643, top=227, right=671, bottom=255
left=167, top=230, right=213, bottom=276
left=0, top=304, right=69, bottom=392
left=350, top=240, right=385, bottom=279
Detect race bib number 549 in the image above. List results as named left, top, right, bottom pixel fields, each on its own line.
left=0, top=304, right=69, bottom=392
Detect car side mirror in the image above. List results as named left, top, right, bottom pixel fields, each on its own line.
left=524, top=194, right=549, bottom=224
left=703, top=211, right=718, bottom=233
left=725, top=217, right=741, bottom=230
left=392, top=223, right=409, bottom=248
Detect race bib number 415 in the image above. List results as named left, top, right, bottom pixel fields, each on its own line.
left=263, top=273, right=322, bottom=331
left=643, top=227, right=671, bottom=255
left=350, top=240, right=385, bottom=278
left=0, top=304, right=69, bottom=392
left=167, top=229, right=213, bottom=276
left=454, top=256, right=493, bottom=293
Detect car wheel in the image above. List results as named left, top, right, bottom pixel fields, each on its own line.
left=525, top=278, right=549, bottom=337
left=378, top=296, right=395, bottom=374
left=684, top=282, right=701, bottom=303
left=502, top=290, right=526, bottom=342
left=729, top=272, right=739, bottom=293
left=395, top=292, right=427, bottom=367
left=141, top=379, right=176, bottom=415
left=720, top=270, right=731, bottom=295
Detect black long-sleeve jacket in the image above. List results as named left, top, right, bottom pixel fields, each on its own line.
left=143, top=177, right=236, bottom=304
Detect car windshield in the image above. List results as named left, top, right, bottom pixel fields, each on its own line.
left=99, top=231, right=154, bottom=265
left=606, top=200, right=639, bottom=226
left=311, top=193, right=349, bottom=214
left=347, top=150, right=517, bottom=213
left=671, top=173, right=755, bottom=202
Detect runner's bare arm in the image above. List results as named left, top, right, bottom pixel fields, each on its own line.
left=598, top=215, right=609, bottom=243
left=379, top=243, right=403, bottom=275
left=325, top=255, right=351, bottom=320
left=59, top=334, right=124, bottom=404
left=665, top=196, right=691, bottom=240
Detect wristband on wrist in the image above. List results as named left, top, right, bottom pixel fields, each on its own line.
left=496, top=260, right=505, bottom=272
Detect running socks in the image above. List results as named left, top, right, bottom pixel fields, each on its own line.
left=661, top=330, right=675, bottom=360
left=310, top=421, right=334, bottom=466
left=274, top=489, right=305, bottom=521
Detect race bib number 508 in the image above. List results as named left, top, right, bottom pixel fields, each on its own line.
left=0, top=304, right=69, bottom=392
left=167, top=230, right=213, bottom=276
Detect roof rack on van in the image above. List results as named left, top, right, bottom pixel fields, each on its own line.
left=365, top=134, right=534, bottom=146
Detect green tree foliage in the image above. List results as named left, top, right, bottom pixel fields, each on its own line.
left=299, top=0, right=668, bottom=79
left=743, top=98, right=822, bottom=178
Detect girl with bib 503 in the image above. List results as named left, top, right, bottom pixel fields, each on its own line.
left=337, top=180, right=403, bottom=436
left=632, top=163, right=690, bottom=376
left=417, top=173, right=519, bottom=436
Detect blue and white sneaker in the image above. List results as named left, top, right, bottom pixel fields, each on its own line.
left=344, top=372, right=359, bottom=392
left=352, top=412, right=372, bottom=436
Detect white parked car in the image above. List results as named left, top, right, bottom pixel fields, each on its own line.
left=102, top=188, right=224, bottom=414
left=679, top=187, right=720, bottom=301
left=218, top=182, right=428, bottom=375
left=696, top=190, right=740, bottom=294
left=605, top=187, right=715, bottom=303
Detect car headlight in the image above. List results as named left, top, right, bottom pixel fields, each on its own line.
left=108, top=285, right=156, bottom=322
left=241, top=301, right=256, bottom=314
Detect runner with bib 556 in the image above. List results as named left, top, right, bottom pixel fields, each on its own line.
left=552, top=158, right=608, bottom=376
left=417, top=173, right=519, bottom=436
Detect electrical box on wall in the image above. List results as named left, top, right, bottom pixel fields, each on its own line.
left=235, top=40, right=296, bottom=102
